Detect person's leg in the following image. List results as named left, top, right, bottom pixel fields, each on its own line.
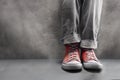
left=80, top=0, right=103, bottom=49
left=61, top=0, right=82, bottom=71
left=80, top=0, right=103, bottom=71
left=61, top=0, right=81, bottom=44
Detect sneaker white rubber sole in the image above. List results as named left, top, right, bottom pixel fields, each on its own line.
left=83, top=60, right=103, bottom=70
left=62, top=61, right=82, bottom=71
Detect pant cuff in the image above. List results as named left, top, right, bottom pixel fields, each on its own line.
left=80, top=40, right=98, bottom=49
left=63, top=33, right=80, bottom=44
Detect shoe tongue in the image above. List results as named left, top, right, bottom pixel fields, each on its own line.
left=69, top=43, right=78, bottom=51
left=86, top=50, right=98, bottom=61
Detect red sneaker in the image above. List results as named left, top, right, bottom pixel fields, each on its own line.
left=82, top=49, right=103, bottom=71
left=62, top=43, right=82, bottom=71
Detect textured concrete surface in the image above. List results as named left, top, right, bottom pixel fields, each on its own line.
left=0, top=60, right=120, bottom=80
left=0, top=0, right=62, bottom=59
left=0, top=0, right=120, bottom=59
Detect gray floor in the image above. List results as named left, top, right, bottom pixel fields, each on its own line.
left=0, top=59, right=120, bottom=80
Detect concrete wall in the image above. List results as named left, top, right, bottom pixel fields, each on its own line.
left=99, top=0, right=120, bottom=59
left=0, top=0, right=120, bottom=59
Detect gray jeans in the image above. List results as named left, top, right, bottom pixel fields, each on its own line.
left=61, top=0, right=103, bottom=49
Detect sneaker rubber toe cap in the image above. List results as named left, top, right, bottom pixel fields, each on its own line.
left=62, top=61, right=82, bottom=70
left=83, top=60, right=103, bottom=70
